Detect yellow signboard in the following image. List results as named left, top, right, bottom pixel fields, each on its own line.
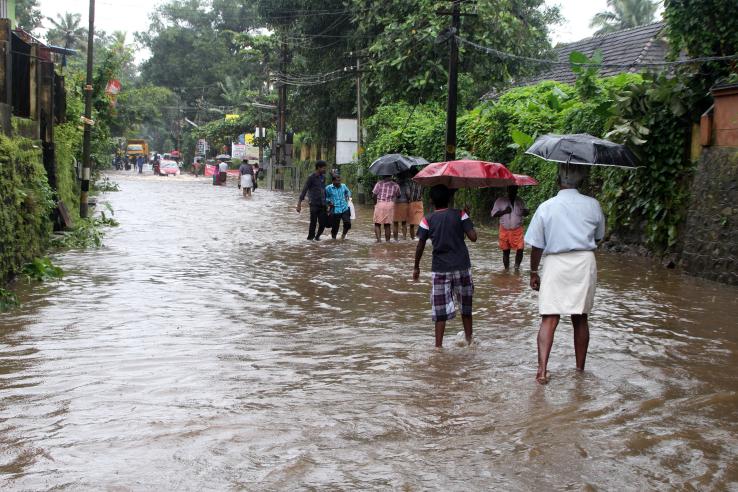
left=225, top=114, right=240, bottom=121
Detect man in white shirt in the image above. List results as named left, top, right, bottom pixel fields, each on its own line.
left=217, top=160, right=229, bottom=185
left=491, top=185, right=529, bottom=270
left=524, top=164, right=606, bottom=384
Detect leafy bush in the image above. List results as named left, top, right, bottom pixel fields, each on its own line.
left=362, top=67, right=704, bottom=251
left=51, top=216, right=113, bottom=249
left=54, top=122, right=82, bottom=221
left=21, top=257, right=64, bottom=282
left=95, top=176, right=121, bottom=193
left=0, top=134, right=54, bottom=282
left=0, top=288, right=18, bottom=312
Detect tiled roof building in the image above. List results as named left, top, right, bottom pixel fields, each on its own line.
left=485, top=22, right=669, bottom=98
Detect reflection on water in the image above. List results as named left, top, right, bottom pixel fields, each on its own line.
left=1, top=173, right=737, bottom=490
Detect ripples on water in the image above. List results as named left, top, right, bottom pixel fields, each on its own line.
left=1, top=173, right=737, bottom=490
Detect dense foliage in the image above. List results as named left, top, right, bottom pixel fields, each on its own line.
left=0, top=134, right=54, bottom=281
left=664, top=0, right=738, bottom=60
left=359, top=68, right=710, bottom=251
left=139, top=0, right=560, bottom=143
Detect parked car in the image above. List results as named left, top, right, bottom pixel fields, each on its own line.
left=159, top=159, right=181, bottom=176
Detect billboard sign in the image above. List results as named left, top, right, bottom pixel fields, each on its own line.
left=336, top=118, right=358, bottom=165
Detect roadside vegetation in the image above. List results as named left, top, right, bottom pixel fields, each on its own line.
left=3, top=0, right=735, bottom=310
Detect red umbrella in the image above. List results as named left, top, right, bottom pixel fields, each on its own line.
left=513, top=173, right=539, bottom=186
left=412, top=160, right=515, bottom=189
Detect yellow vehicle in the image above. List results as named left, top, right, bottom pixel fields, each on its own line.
left=125, top=139, right=149, bottom=160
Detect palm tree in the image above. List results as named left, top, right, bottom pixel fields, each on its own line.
left=218, top=76, right=248, bottom=106
left=590, top=0, right=660, bottom=36
left=46, top=12, right=87, bottom=51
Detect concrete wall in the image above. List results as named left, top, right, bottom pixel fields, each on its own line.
left=681, top=147, right=738, bottom=285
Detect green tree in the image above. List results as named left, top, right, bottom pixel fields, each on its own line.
left=46, top=12, right=88, bottom=52
left=664, top=0, right=738, bottom=59
left=352, top=0, right=560, bottom=105
left=15, top=0, right=43, bottom=32
left=139, top=0, right=262, bottom=107
left=590, top=0, right=660, bottom=35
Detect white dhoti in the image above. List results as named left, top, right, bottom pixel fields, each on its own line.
left=539, top=250, right=597, bottom=315
left=240, top=174, right=254, bottom=189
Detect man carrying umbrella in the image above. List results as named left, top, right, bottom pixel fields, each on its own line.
left=524, top=164, right=605, bottom=384
left=296, top=160, right=328, bottom=241
left=491, top=185, right=529, bottom=271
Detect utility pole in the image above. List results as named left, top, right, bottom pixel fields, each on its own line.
left=444, top=0, right=461, bottom=162
left=356, top=58, right=362, bottom=155
left=79, top=0, right=95, bottom=218
left=176, top=97, right=181, bottom=153
left=355, top=56, right=365, bottom=203
left=273, top=36, right=288, bottom=190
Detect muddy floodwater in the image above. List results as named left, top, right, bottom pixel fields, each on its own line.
left=2, top=172, right=738, bottom=490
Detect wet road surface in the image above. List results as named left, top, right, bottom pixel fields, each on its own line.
left=1, top=172, right=738, bottom=490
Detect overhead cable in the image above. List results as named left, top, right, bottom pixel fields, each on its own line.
left=455, top=35, right=738, bottom=68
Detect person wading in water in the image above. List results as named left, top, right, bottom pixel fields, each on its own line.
left=296, top=161, right=328, bottom=241
left=325, top=173, right=353, bottom=240
left=525, top=164, right=605, bottom=384
left=238, top=159, right=254, bottom=197
left=491, top=185, right=529, bottom=271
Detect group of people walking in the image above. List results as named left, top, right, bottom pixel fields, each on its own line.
left=296, top=161, right=353, bottom=240
left=413, top=163, right=605, bottom=385
left=295, top=160, right=606, bottom=385
left=211, top=158, right=261, bottom=194
left=371, top=169, right=425, bottom=243
left=114, top=155, right=146, bottom=173
left=237, top=159, right=260, bottom=197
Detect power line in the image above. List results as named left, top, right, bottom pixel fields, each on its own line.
left=455, top=35, right=738, bottom=68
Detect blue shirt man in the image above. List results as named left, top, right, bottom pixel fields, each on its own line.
left=325, top=174, right=353, bottom=240
left=325, top=182, right=352, bottom=214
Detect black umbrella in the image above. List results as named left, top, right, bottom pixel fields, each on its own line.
left=525, top=134, right=639, bottom=169
left=368, top=154, right=429, bottom=176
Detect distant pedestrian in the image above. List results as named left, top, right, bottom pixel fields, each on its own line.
left=491, top=185, right=529, bottom=270
left=238, top=159, right=254, bottom=197
left=296, top=160, right=328, bottom=241
left=407, top=167, right=425, bottom=240
left=137, top=155, right=144, bottom=174
left=252, top=163, right=260, bottom=191
left=393, top=171, right=411, bottom=241
left=325, top=174, right=352, bottom=240
left=193, top=157, right=203, bottom=177
left=218, top=160, right=229, bottom=185
left=525, top=164, right=606, bottom=385
left=413, top=185, right=478, bottom=348
left=372, top=175, right=400, bottom=243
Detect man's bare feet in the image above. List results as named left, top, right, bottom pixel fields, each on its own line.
left=535, top=370, right=550, bottom=385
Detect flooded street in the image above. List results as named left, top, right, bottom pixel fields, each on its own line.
left=2, top=172, right=738, bottom=490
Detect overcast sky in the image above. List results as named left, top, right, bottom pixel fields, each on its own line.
left=37, top=0, right=663, bottom=61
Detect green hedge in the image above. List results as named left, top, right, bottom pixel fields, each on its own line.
left=0, top=134, right=54, bottom=282
left=55, top=122, right=82, bottom=220
left=360, top=72, right=701, bottom=251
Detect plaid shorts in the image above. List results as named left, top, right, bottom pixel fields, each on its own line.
left=430, top=269, right=474, bottom=321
